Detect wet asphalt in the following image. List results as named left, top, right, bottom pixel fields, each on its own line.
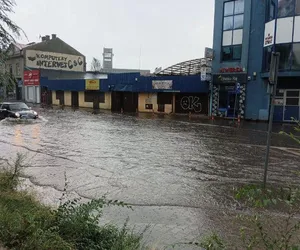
left=0, top=107, right=300, bottom=249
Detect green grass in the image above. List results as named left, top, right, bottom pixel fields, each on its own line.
left=0, top=156, right=144, bottom=250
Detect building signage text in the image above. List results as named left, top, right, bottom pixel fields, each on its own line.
left=213, top=73, right=247, bottom=85
left=264, top=20, right=275, bottom=47
left=26, top=50, right=84, bottom=72
left=152, top=80, right=173, bottom=90
left=220, top=67, right=243, bottom=73
left=85, top=79, right=100, bottom=90
left=23, top=70, right=40, bottom=86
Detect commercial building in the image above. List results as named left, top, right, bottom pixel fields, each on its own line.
left=4, top=34, right=86, bottom=103
left=40, top=58, right=211, bottom=115
left=211, top=0, right=300, bottom=122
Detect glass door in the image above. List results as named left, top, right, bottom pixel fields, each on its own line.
left=283, top=90, right=300, bottom=122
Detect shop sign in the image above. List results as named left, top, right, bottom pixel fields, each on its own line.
left=152, top=80, right=173, bottom=90
left=25, top=50, right=84, bottom=72
left=213, top=73, right=247, bottom=85
left=85, top=79, right=100, bottom=90
left=24, top=70, right=40, bottom=86
left=220, top=67, right=243, bottom=73
left=204, top=47, right=214, bottom=59
left=264, top=20, right=275, bottom=47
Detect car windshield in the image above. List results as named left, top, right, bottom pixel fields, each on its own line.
left=9, top=103, right=29, bottom=111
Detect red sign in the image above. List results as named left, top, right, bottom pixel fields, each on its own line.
left=220, top=67, right=243, bottom=73
left=24, top=70, right=40, bottom=86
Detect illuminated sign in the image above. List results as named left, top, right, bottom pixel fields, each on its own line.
left=220, top=67, right=243, bottom=73
left=85, top=79, right=100, bottom=90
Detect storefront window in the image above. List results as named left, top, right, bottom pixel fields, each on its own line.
left=278, top=0, right=295, bottom=17
left=276, top=44, right=292, bottom=70
left=292, top=43, right=300, bottom=70
left=219, top=91, right=228, bottom=109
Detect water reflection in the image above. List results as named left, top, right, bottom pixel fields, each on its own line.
left=14, top=125, right=23, bottom=146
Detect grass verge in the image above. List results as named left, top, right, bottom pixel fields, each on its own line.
left=0, top=154, right=144, bottom=250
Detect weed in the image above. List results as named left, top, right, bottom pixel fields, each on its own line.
left=0, top=155, right=145, bottom=250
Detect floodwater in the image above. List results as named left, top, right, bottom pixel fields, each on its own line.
left=0, top=108, right=300, bottom=249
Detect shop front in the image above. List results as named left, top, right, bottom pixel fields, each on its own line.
left=211, top=73, right=247, bottom=118
left=274, top=89, right=300, bottom=122
left=24, top=70, right=41, bottom=104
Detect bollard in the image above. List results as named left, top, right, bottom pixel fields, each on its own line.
left=121, top=108, right=123, bottom=114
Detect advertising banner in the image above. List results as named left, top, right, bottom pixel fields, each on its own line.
left=25, top=50, right=84, bottom=72
left=24, top=70, right=40, bottom=86
left=85, top=79, right=100, bottom=90
left=152, top=80, right=173, bottom=90
left=264, top=20, right=275, bottom=47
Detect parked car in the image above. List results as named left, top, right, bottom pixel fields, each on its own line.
left=0, top=102, right=38, bottom=120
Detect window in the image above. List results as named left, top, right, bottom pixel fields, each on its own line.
left=157, top=93, right=172, bottom=105
left=263, top=46, right=273, bottom=71
left=297, top=0, right=300, bottom=14
left=16, top=63, right=20, bottom=76
left=222, top=45, right=242, bottom=61
left=219, top=91, right=228, bottom=109
left=276, top=44, right=292, bottom=69
left=268, top=2, right=276, bottom=21
left=84, top=91, right=105, bottom=103
left=292, top=43, right=300, bottom=69
left=286, top=98, right=299, bottom=105
left=278, top=0, right=295, bottom=17
left=222, top=0, right=244, bottom=61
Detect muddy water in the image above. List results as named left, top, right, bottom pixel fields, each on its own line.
left=0, top=108, right=300, bottom=249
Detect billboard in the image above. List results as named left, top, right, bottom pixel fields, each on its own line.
left=152, top=80, right=173, bottom=90
left=24, top=70, right=40, bottom=86
left=85, top=79, right=100, bottom=90
left=25, top=50, right=84, bottom=72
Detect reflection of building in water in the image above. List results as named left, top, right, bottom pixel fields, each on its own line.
left=14, top=125, right=24, bottom=146
left=31, top=124, right=41, bottom=145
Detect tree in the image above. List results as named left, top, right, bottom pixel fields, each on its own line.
left=90, top=57, right=102, bottom=72
left=0, top=0, right=24, bottom=98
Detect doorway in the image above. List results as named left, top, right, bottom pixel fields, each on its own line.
left=71, top=91, right=79, bottom=108
left=283, top=90, right=300, bottom=121
left=226, top=91, right=239, bottom=118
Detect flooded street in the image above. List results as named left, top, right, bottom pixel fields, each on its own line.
left=0, top=108, right=300, bottom=248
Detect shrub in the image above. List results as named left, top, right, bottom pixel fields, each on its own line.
left=0, top=155, right=144, bottom=250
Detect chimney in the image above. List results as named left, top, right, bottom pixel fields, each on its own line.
left=45, top=35, right=50, bottom=41
left=52, top=34, right=57, bottom=39
left=41, top=36, right=46, bottom=42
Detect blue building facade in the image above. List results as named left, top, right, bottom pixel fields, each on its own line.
left=212, top=0, right=300, bottom=122
left=40, top=72, right=209, bottom=114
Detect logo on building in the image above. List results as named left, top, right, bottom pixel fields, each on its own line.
left=265, top=33, right=273, bottom=46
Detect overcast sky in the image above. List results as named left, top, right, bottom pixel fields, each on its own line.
left=12, top=0, right=214, bottom=72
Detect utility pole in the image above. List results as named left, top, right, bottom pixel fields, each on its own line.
left=263, top=52, right=280, bottom=188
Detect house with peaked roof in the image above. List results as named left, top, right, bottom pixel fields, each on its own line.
left=4, top=34, right=86, bottom=103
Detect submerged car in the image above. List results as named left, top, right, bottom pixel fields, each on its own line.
left=0, top=102, right=38, bottom=120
